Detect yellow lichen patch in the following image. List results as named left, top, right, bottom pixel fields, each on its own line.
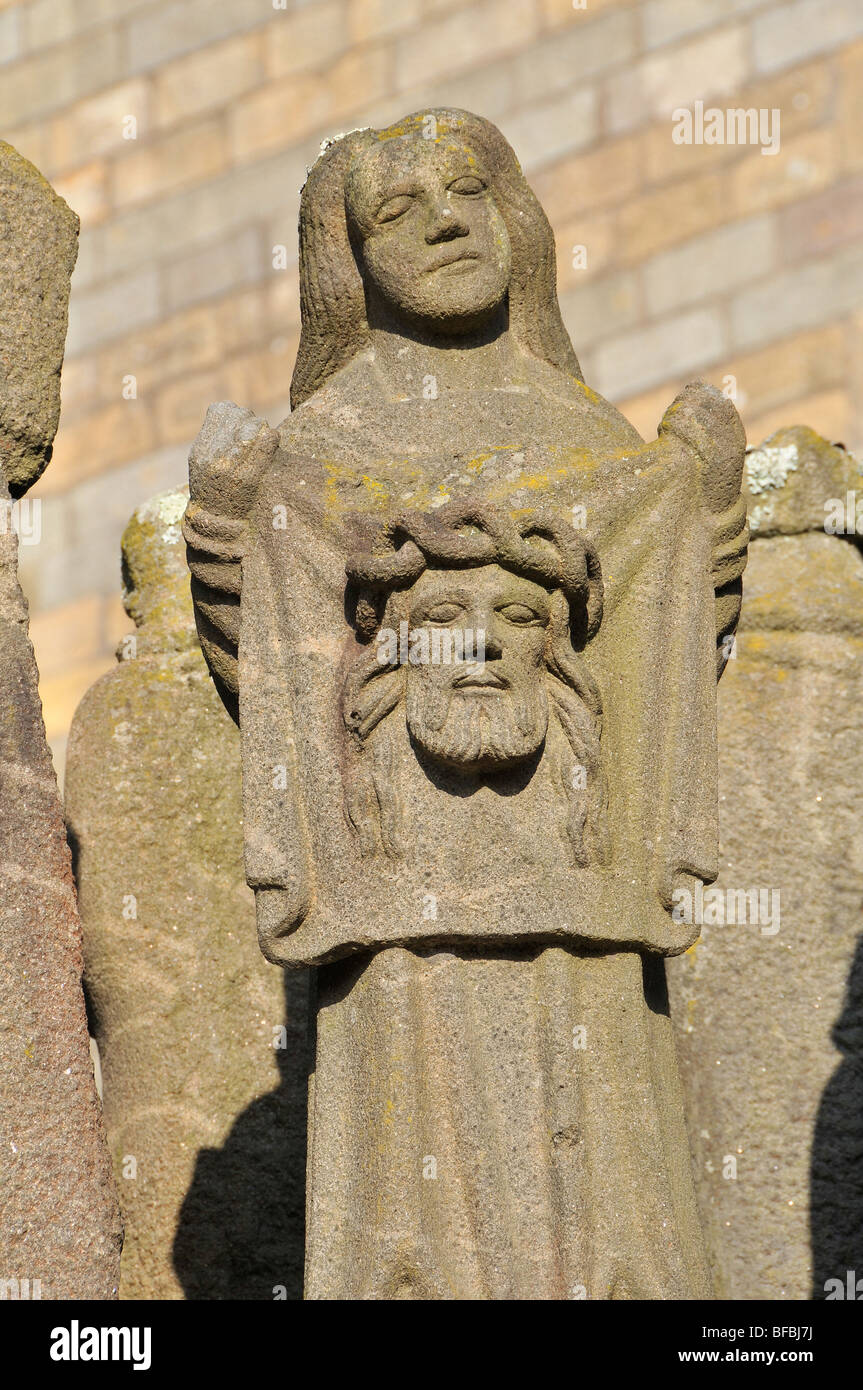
left=574, top=379, right=603, bottom=407
left=463, top=446, right=523, bottom=471
left=360, top=475, right=391, bottom=501
left=554, top=444, right=602, bottom=472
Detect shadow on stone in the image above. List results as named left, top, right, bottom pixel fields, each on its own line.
left=173, top=969, right=310, bottom=1301
left=811, top=933, right=863, bottom=1298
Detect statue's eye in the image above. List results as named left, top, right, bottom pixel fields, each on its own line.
left=448, top=176, right=485, bottom=196
left=423, top=603, right=464, bottom=624
left=376, top=194, right=414, bottom=224
left=498, top=603, right=541, bottom=624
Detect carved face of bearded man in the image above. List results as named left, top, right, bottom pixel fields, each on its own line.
left=404, top=563, right=551, bottom=773
left=342, top=502, right=607, bottom=863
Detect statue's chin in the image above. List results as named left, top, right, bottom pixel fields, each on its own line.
left=372, top=277, right=508, bottom=340
left=406, top=693, right=548, bottom=775
left=415, top=743, right=542, bottom=776
left=410, top=297, right=505, bottom=338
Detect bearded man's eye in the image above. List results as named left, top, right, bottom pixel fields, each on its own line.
left=498, top=604, right=541, bottom=624
left=423, top=603, right=464, bottom=624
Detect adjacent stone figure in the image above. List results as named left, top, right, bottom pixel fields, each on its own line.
left=0, top=141, right=121, bottom=1297
left=184, top=109, right=748, bottom=1298
left=65, top=490, right=308, bottom=1299
left=668, top=427, right=863, bottom=1300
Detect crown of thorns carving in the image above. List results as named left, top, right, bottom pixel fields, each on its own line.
left=346, top=500, right=603, bottom=640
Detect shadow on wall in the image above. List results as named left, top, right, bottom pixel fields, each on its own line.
left=173, top=969, right=310, bottom=1301
left=811, top=932, right=863, bottom=1299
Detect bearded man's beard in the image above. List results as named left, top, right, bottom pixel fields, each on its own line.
left=405, top=678, right=549, bottom=773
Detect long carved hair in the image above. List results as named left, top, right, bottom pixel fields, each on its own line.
left=340, top=502, right=609, bottom=867
left=290, top=108, right=582, bottom=408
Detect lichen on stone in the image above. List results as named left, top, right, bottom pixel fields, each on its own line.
left=134, top=488, right=188, bottom=546
left=745, top=442, right=800, bottom=496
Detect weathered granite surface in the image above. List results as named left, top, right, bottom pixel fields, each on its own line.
left=185, top=109, right=750, bottom=1299
left=668, top=427, right=863, bottom=1300
left=0, top=140, right=78, bottom=496
left=0, top=142, right=121, bottom=1298
left=65, top=490, right=307, bottom=1299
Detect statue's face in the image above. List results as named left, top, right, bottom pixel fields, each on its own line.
left=346, top=135, right=512, bottom=334
left=404, top=563, right=551, bottom=773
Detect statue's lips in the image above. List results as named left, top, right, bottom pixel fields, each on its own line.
left=427, top=250, right=481, bottom=273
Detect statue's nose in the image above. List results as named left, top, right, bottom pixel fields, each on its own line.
left=425, top=199, right=469, bottom=244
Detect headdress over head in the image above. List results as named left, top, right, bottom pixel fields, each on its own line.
left=291, top=109, right=582, bottom=408
left=345, top=499, right=603, bottom=645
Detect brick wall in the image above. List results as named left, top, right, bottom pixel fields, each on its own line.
left=3, top=0, right=861, bottom=764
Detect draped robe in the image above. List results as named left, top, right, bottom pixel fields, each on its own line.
left=185, top=354, right=747, bottom=1298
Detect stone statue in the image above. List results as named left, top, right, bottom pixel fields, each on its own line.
left=0, top=141, right=121, bottom=1297
left=668, top=427, right=863, bottom=1300
left=66, top=489, right=307, bottom=1300
left=184, top=108, right=748, bottom=1299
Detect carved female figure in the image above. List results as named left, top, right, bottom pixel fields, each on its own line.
left=185, top=109, right=747, bottom=1299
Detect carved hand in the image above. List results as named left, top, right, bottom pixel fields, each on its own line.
left=658, top=381, right=746, bottom=515
left=188, top=401, right=279, bottom=520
